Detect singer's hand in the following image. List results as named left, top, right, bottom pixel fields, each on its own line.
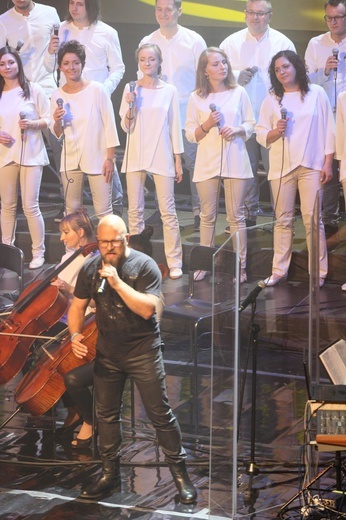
left=102, top=159, right=114, bottom=183
left=276, top=117, right=288, bottom=134
left=48, top=34, right=59, bottom=55
left=125, top=91, right=136, bottom=106
left=324, top=55, right=338, bottom=77
left=208, top=110, right=221, bottom=128
left=174, top=154, right=183, bottom=183
left=320, top=162, right=333, bottom=185
left=53, top=106, right=65, bottom=124
left=0, top=131, right=15, bottom=145
left=18, top=118, right=34, bottom=131
left=71, top=333, right=88, bottom=359
left=220, top=125, right=243, bottom=142
left=99, top=264, right=120, bottom=290
left=238, top=68, right=255, bottom=86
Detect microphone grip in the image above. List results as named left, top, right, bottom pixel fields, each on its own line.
left=97, top=278, right=107, bottom=294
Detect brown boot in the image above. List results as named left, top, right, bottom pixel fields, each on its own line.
left=169, top=461, right=197, bottom=504
left=79, top=459, right=121, bottom=500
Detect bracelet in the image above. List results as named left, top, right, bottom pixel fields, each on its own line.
left=71, top=332, right=80, bottom=341
left=200, top=124, right=209, bottom=134
left=126, top=115, right=134, bottom=120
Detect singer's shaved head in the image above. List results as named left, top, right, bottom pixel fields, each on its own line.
left=97, top=215, right=130, bottom=267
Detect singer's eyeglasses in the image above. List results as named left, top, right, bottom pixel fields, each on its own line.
left=324, top=15, right=346, bottom=22
left=97, top=238, right=125, bottom=248
left=245, top=10, right=272, bottom=18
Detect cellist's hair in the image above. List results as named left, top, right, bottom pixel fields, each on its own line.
left=59, top=208, right=94, bottom=240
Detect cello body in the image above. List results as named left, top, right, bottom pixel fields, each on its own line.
left=0, top=283, right=68, bottom=385
left=14, top=315, right=97, bottom=416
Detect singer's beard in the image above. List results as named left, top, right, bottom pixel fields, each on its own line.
left=101, top=251, right=123, bottom=269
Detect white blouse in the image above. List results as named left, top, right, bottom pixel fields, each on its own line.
left=185, top=87, right=255, bottom=182
left=0, top=83, right=49, bottom=169
left=120, top=81, right=183, bottom=177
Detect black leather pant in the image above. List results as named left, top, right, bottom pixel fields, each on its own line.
left=94, top=347, right=186, bottom=465
left=64, top=362, right=94, bottom=425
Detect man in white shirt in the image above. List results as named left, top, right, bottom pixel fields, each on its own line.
left=220, top=0, right=295, bottom=228
left=139, top=0, right=207, bottom=231
left=0, top=0, right=60, bottom=97
left=305, top=0, right=346, bottom=235
left=45, top=0, right=125, bottom=217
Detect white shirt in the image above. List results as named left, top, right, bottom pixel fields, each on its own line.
left=335, top=91, right=346, bottom=180
left=44, top=20, right=125, bottom=97
left=185, top=87, right=255, bottom=182
left=220, top=27, right=296, bottom=121
left=256, top=84, right=335, bottom=180
left=139, top=26, right=207, bottom=127
left=50, top=81, right=120, bottom=173
left=0, top=84, right=49, bottom=168
left=305, top=32, right=346, bottom=110
left=120, top=81, right=183, bottom=176
left=0, top=3, right=60, bottom=97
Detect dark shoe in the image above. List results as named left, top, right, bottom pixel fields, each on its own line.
left=55, top=416, right=83, bottom=439
left=169, top=461, right=197, bottom=504
left=324, top=222, right=338, bottom=238
left=145, top=210, right=161, bottom=226
left=193, top=215, right=200, bottom=231
left=71, top=436, right=92, bottom=450
left=54, top=207, right=65, bottom=223
left=80, top=459, right=121, bottom=500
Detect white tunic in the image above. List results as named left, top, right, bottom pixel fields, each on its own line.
left=139, top=25, right=207, bottom=127
left=50, top=81, right=120, bottom=174
left=335, top=91, right=346, bottom=181
left=185, top=87, right=255, bottom=182
left=256, top=84, right=335, bottom=180
left=305, top=32, right=346, bottom=109
left=0, top=3, right=60, bottom=97
left=44, top=20, right=125, bottom=97
left=119, top=82, right=183, bottom=176
left=220, top=27, right=296, bottom=121
left=0, top=84, right=49, bottom=168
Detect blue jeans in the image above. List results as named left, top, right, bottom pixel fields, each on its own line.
left=94, top=347, right=186, bottom=464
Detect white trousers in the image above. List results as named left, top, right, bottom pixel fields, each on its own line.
left=270, top=165, right=327, bottom=278
left=0, top=162, right=45, bottom=258
left=196, top=177, right=247, bottom=269
left=62, top=169, right=113, bottom=220
left=126, top=171, right=182, bottom=269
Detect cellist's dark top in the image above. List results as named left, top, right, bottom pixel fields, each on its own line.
left=73, top=249, right=162, bottom=361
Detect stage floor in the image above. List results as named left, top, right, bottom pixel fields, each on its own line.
left=1, top=205, right=346, bottom=519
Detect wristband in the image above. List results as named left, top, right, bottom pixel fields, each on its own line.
left=126, top=115, right=134, bottom=120
left=200, top=124, right=209, bottom=134
left=71, top=332, right=80, bottom=341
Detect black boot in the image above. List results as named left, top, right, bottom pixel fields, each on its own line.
left=169, top=461, right=197, bottom=504
left=79, top=459, right=121, bottom=500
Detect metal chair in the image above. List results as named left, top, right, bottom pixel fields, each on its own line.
left=163, top=245, right=235, bottom=424
left=0, top=244, right=25, bottom=310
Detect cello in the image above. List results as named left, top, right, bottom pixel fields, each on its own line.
left=0, top=243, right=98, bottom=385
left=14, top=314, right=97, bottom=416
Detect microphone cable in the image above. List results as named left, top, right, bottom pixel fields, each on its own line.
left=13, top=125, right=27, bottom=246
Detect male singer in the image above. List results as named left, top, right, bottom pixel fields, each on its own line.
left=68, top=214, right=197, bottom=504
left=220, top=0, right=295, bottom=228
left=0, top=1, right=60, bottom=98
left=305, top=0, right=346, bottom=236
left=139, top=0, right=207, bottom=231
left=45, top=0, right=125, bottom=217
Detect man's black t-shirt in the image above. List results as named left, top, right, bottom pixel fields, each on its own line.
left=73, top=248, right=162, bottom=361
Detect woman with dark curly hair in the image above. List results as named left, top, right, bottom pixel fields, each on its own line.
left=256, top=50, right=335, bottom=287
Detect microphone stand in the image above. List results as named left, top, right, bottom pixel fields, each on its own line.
left=238, top=297, right=261, bottom=515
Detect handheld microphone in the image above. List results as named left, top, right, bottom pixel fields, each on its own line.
left=16, top=40, right=24, bottom=52
left=98, top=278, right=107, bottom=294
left=56, top=98, right=64, bottom=127
left=129, top=81, right=136, bottom=109
left=209, top=103, right=220, bottom=128
left=332, top=47, right=339, bottom=79
left=280, top=107, right=288, bottom=139
left=239, top=280, right=266, bottom=312
left=19, top=111, right=26, bottom=140
left=53, top=24, right=59, bottom=36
